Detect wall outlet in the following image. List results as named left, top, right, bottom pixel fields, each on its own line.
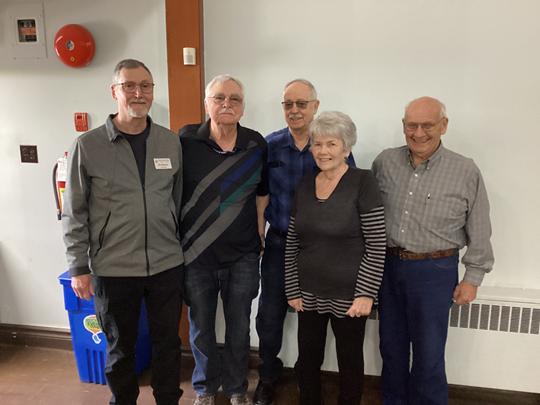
left=20, top=145, right=38, bottom=163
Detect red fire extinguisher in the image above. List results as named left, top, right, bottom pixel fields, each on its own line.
left=53, top=152, right=68, bottom=220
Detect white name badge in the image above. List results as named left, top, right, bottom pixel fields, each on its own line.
left=154, top=158, right=172, bottom=169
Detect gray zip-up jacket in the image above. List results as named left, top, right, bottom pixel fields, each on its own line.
left=62, top=114, right=184, bottom=277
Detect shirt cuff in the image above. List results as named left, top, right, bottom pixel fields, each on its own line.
left=463, top=267, right=486, bottom=286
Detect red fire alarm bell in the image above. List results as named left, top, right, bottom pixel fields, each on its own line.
left=54, top=24, right=95, bottom=68
left=74, top=112, right=88, bottom=132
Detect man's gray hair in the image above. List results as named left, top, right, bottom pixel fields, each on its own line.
left=284, top=78, right=317, bottom=100
left=404, top=97, right=447, bottom=120
left=205, top=75, right=245, bottom=100
left=112, top=59, right=152, bottom=84
left=309, top=111, right=357, bottom=150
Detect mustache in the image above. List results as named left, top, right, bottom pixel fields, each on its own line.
left=130, top=99, right=148, bottom=105
left=219, top=108, right=235, bottom=115
left=288, top=113, right=303, bottom=119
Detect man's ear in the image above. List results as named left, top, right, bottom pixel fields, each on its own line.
left=313, top=99, right=320, bottom=114
left=440, top=117, right=449, bottom=135
left=111, top=85, right=118, bottom=100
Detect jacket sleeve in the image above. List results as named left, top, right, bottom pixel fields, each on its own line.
left=62, top=138, right=92, bottom=277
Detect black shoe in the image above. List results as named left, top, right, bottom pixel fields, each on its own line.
left=253, top=380, right=274, bottom=405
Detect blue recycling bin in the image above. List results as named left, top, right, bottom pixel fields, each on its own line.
left=58, top=271, right=152, bottom=385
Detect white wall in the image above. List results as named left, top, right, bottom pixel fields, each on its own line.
left=0, top=0, right=169, bottom=327
left=204, top=0, right=540, bottom=393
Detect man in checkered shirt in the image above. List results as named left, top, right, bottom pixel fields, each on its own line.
left=372, top=96, right=494, bottom=405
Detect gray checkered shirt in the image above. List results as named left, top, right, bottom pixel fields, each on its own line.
left=371, top=143, right=494, bottom=286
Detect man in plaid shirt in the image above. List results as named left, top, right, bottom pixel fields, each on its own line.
left=372, top=96, right=494, bottom=405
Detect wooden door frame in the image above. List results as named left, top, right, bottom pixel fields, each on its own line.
left=166, top=0, right=205, bottom=133
left=165, top=0, right=205, bottom=345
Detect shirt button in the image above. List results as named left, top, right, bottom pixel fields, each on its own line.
left=415, top=174, right=418, bottom=177
left=405, top=211, right=409, bottom=214
left=401, top=230, right=405, bottom=233
left=409, top=192, right=412, bottom=195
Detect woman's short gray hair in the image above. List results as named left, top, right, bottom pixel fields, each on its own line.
left=205, top=74, right=245, bottom=100
left=309, top=111, right=357, bottom=150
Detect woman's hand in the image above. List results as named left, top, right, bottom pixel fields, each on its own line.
left=288, top=298, right=303, bottom=312
left=345, top=297, right=373, bottom=317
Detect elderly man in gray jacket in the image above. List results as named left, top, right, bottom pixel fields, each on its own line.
left=62, top=59, right=184, bottom=405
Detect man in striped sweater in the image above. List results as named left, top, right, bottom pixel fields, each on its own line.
left=178, top=75, right=268, bottom=405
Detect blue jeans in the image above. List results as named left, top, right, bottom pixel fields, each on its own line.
left=255, top=230, right=290, bottom=382
left=184, top=253, right=260, bottom=398
left=378, top=253, right=459, bottom=405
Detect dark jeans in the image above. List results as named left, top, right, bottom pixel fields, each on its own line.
left=378, top=253, right=459, bottom=405
left=92, top=265, right=184, bottom=405
left=296, top=310, right=367, bottom=405
left=184, top=253, right=260, bottom=398
left=255, top=230, right=290, bottom=382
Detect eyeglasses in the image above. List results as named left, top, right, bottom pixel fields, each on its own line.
left=114, top=82, right=155, bottom=93
left=208, top=95, right=243, bottom=107
left=281, top=100, right=316, bottom=110
left=403, top=117, right=446, bottom=133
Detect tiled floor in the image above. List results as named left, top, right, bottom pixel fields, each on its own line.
left=0, top=345, right=539, bottom=405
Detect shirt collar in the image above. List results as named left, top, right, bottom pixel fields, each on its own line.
left=406, top=141, right=445, bottom=167
left=106, top=114, right=152, bottom=142
left=196, top=119, right=250, bottom=151
left=280, top=127, right=311, bottom=153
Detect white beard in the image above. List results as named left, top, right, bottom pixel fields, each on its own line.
left=128, top=102, right=149, bottom=118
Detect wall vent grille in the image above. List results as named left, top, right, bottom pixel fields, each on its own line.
left=449, top=303, right=540, bottom=334
left=371, top=303, right=540, bottom=335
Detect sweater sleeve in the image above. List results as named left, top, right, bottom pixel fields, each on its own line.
left=355, top=206, right=386, bottom=298
left=284, top=216, right=301, bottom=300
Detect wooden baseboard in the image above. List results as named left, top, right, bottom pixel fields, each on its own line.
left=0, top=323, right=73, bottom=350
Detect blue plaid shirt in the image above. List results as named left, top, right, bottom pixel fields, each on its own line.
left=264, top=127, right=356, bottom=232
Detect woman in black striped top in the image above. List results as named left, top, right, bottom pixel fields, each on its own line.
left=284, top=111, right=386, bottom=405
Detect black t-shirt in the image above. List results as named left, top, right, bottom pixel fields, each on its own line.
left=122, top=122, right=150, bottom=187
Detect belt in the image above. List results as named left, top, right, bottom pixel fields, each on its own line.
left=268, top=226, right=288, bottom=238
left=386, top=246, right=458, bottom=261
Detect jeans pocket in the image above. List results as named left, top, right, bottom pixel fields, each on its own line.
left=241, top=252, right=260, bottom=262
left=430, top=253, right=459, bottom=269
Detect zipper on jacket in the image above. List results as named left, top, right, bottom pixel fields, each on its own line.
left=94, top=212, right=111, bottom=257
left=142, top=183, right=150, bottom=275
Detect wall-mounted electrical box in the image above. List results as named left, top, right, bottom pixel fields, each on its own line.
left=183, top=47, right=196, bottom=65
left=7, top=3, right=47, bottom=59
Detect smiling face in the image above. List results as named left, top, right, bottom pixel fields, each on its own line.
left=111, top=66, right=154, bottom=119
left=204, top=80, right=245, bottom=126
left=311, top=134, right=351, bottom=173
left=403, top=97, right=448, bottom=166
left=283, top=82, right=319, bottom=134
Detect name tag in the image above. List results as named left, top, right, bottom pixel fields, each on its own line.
left=154, top=158, right=172, bottom=169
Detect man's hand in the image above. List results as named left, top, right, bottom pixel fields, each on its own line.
left=71, top=274, right=94, bottom=301
left=346, top=297, right=373, bottom=317
left=288, top=298, right=303, bottom=312
left=453, top=281, right=478, bottom=306
left=259, top=234, right=265, bottom=258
